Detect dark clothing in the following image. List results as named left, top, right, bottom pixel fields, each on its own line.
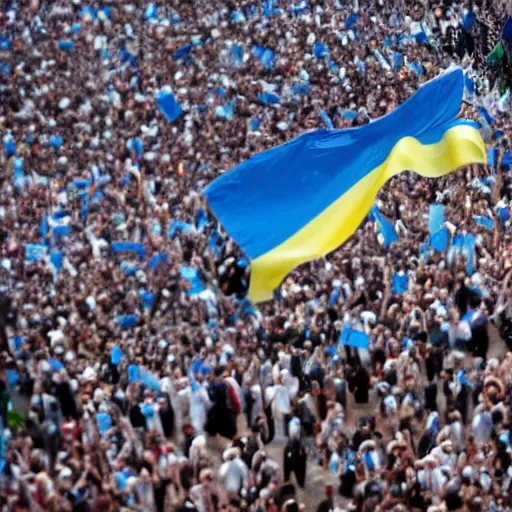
left=425, top=354, right=436, bottom=382
left=456, top=385, right=469, bottom=425
left=55, top=382, right=78, bottom=419
left=334, top=379, right=347, bottom=410
left=418, top=432, right=433, bottom=459
left=316, top=498, right=334, bottom=512
left=242, top=435, right=260, bottom=468
left=351, top=429, right=371, bottom=452
left=339, top=468, right=356, bottom=498
left=424, top=382, right=438, bottom=412
left=206, top=381, right=236, bottom=439
left=263, top=405, right=275, bottom=444
left=296, top=400, right=315, bottom=437
left=352, top=366, right=370, bottom=404
left=179, top=463, right=194, bottom=491
left=317, top=392, right=328, bottom=421
left=290, top=355, right=303, bottom=380
left=159, top=403, right=175, bottom=438
left=471, top=314, right=489, bottom=360
left=407, top=480, right=426, bottom=510
left=455, top=284, right=471, bottom=316
left=284, top=439, right=307, bottom=488
left=129, top=404, right=146, bottom=430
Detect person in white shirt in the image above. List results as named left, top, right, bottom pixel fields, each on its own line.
left=218, top=447, right=248, bottom=496
left=189, top=375, right=211, bottom=435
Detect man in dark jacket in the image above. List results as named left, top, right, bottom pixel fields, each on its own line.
left=157, top=395, right=175, bottom=438
left=206, top=367, right=236, bottom=439
left=283, top=438, right=307, bottom=488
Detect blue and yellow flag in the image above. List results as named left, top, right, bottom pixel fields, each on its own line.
left=204, top=68, right=486, bottom=303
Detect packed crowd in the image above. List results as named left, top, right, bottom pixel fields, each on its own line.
left=1, top=0, right=512, bottom=511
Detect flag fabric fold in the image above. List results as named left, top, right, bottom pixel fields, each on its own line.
left=204, top=68, right=486, bottom=303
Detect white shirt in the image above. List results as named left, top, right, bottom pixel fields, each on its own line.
left=218, top=458, right=248, bottom=493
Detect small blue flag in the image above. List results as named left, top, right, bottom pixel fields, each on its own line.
left=340, top=324, right=352, bottom=344
left=291, top=82, right=310, bottom=96
left=96, top=412, right=112, bottom=437
left=215, top=97, right=237, bottom=120
left=407, top=60, right=423, bottom=78
left=127, top=137, right=143, bottom=157
left=119, top=314, right=138, bottom=329
left=53, top=225, right=71, bottom=239
left=341, top=327, right=369, bottom=349
left=428, top=204, right=449, bottom=253
left=111, top=242, right=145, bottom=261
left=503, top=151, right=512, bottom=169
left=144, top=3, right=157, bottom=19
left=290, top=0, right=307, bottom=14
left=49, top=135, right=63, bottom=149
left=3, top=139, right=16, bottom=157
left=478, top=107, right=494, bottom=125
left=452, top=233, right=476, bottom=275
left=231, top=44, right=244, bottom=67
left=120, top=262, right=138, bottom=276
left=173, top=44, right=194, bottom=64
left=392, top=272, right=408, bottom=295
left=6, top=370, right=18, bottom=386
left=260, top=48, right=275, bottom=69
left=231, top=10, right=246, bottom=23
left=157, top=90, right=182, bottom=124
left=58, top=41, right=74, bottom=52
left=25, top=244, right=46, bottom=262
left=340, top=109, right=357, bottom=120
left=148, top=253, right=168, bottom=270
left=258, top=91, right=280, bottom=105
left=49, top=249, right=63, bottom=273
left=473, top=215, right=494, bottom=230
left=169, top=221, right=195, bottom=236
left=392, top=52, right=403, bottom=72
left=80, top=6, right=96, bottom=20
left=463, top=10, right=477, bottom=32
left=329, top=288, right=340, bottom=306
left=180, top=266, right=205, bottom=295
left=313, top=42, right=329, bottom=59
left=141, top=370, right=161, bottom=392
left=128, top=363, right=140, bottom=382
left=252, top=45, right=275, bottom=70
left=345, top=14, right=359, bottom=28
left=263, top=0, right=281, bottom=16
left=370, top=205, right=398, bottom=247
left=318, top=109, right=334, bottom=129
left=0, top=36, right=10, bottom=51
left=196, top=208, right=208, bottom=230
left=98, top=6, right=111, bottom=19
left=140, top=290, right=155, bottom=310
left=111, top=346, right=124, bottom=365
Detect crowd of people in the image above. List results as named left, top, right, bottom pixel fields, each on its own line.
left=1, top=0, right=512, bottom=510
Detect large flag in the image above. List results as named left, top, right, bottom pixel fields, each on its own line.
left=204, top=68, right=486, bottom=303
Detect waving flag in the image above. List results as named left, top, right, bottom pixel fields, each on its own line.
left=369, top=205, right=398, bottom=247
left=429, top=204, right=449, bottom=253
left=157, top=89, right=182, bottom=124
left=204, top=69, right=486, bottom=303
